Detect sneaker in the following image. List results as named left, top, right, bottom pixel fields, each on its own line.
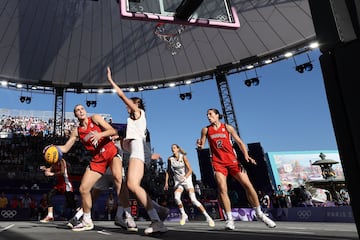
left=225, top=219, right=235, bottom=230
left=72, top=220, right=94, bottom=232
left=256, top=213, right=276, bottom=228
left=179, top=213, right=188, bottom=226
left=144, top=221, right=168, bottom=235
left=157, top=206, right=170, bottom=222
left=207, top=217, right=215, bottom=227
left=114, top=216, right=127, bottom=229
left=67, top=217, right=81, bottom=229
left=114, top=216, right=138, bottom=232
left=40, top=216, right=54, bottom=223
left=125, top=218, right=138, bottom=232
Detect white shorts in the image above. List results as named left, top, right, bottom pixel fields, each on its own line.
left=123, top=138, right=148, bottom=164
left=174, top=176, right=194, bottom=191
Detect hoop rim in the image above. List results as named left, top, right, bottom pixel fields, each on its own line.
left=154, top=22, right=185, bottom=38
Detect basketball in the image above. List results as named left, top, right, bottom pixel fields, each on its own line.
left=43, top=145, right=62, bottom=164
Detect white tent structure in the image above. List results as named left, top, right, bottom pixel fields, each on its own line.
left=0, top=0, right=316, bottom=90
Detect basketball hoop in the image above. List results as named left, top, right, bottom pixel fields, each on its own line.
left=154, top=23, right=185, bottom=56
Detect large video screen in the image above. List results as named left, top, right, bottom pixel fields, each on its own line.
left=266, top=150, right=344, bottom=187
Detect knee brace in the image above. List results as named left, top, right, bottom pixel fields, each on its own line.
left=174, top=191, right=183, bottom=205
left=189, top=192, right=201, bottom=207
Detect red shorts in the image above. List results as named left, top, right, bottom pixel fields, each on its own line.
left=212, top=159, right=243, bottom=177
left=89, top=143, right=118, bottom=174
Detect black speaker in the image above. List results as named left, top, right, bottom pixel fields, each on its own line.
left=227, top=142, right=274, bottom=207
left=309, top=0, right=360, bottom=51
left=246, top=142, right=274, bottom=194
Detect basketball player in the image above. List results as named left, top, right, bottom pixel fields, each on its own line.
left=39, top=158, right=77, bottom=223
left=107, top=66, right=167, bottom=235
left=164, top=144, right=215, bottom=227
left=57, top=104, right=123, bottom=231
left=65, top=134, right=137, bottom=231
left=196, top=108, right=276, bottom=230
left=66, top=134, right=169, bottom=232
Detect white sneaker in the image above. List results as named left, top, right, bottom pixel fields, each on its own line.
left=144, top=221, right=168, bottom=235
left=207, top=217, right=215, bottom=227
left=225, top=219, right=235, bottom=230
left=72, top=219, right=94, bottom=232
left=114, top=216, right=138, bottom=232
left=256, top=213, right=276, bottom=228
left=125, top=217, right=138, bottom=232
left=180, top=213, right=188, bottom=225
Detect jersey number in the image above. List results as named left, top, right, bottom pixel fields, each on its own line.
left=216, top=140, right=223, bottom=149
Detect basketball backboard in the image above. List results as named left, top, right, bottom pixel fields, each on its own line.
left=119, top=0, right=240, bottom=29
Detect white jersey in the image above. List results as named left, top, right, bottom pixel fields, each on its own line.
left=126, top=109, right=147, bottom=140
left=169, top=153, right=187, bottom=182
left=169, top=153, right=194, bottom=190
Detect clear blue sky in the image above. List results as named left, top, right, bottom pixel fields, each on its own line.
left=0, top=49, right=338, bottom=178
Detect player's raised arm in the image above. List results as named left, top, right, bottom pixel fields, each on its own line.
left=106, top=66, right=139, bottom=113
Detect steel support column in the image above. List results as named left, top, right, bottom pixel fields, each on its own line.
left=214, top=71, right=240, bottom=136
left=53, top=87, right=65, bottom=136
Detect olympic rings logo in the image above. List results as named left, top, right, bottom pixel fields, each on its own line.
left=297, top=210, right=312, bottom=219
left=1, top=209, right=17, bottom=218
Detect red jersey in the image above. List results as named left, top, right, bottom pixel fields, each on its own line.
left=53, top=160, right=73, bottom=193
left=78, top=117, right=118, bottom=174
left=207, top=123, right=238, bottom=165
left=78, top=117, right=113, bottom=155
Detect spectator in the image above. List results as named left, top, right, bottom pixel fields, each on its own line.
left=275, top=185, right=287, bottom=208
left=299, top=186, right=313, bottom=207
left=29, top=195, right=38, bottom=220
left=0, top=192, right=9, bottom=208
left=339, top=189, right=350, bottom=205
left=195, top=183, right=201, bottom=198
left=322, top=191, right=336, bottom=207
left=286, top=184, right=294, bottom=207
left=229, top=190, right=240, bottom=208
left=7, top=171, right=15, bottom=179
left=21, top=193, right=33, bottom=209
left=31, top=183, right=40, bottom=190
left=10, top=195, right=20, bottom=209
left=270, top=190, right=279, bottom=208
left=38, top=193, right=48, bottom=219
left=258, top=190, right=270, bottom=211
left=105, top=192, right=116, bottom=220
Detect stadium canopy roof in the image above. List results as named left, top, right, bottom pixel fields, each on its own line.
left=0, top=0, right=316, bottom=93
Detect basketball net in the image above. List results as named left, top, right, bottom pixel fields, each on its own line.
left=154, top=23, right=185, bottom=56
